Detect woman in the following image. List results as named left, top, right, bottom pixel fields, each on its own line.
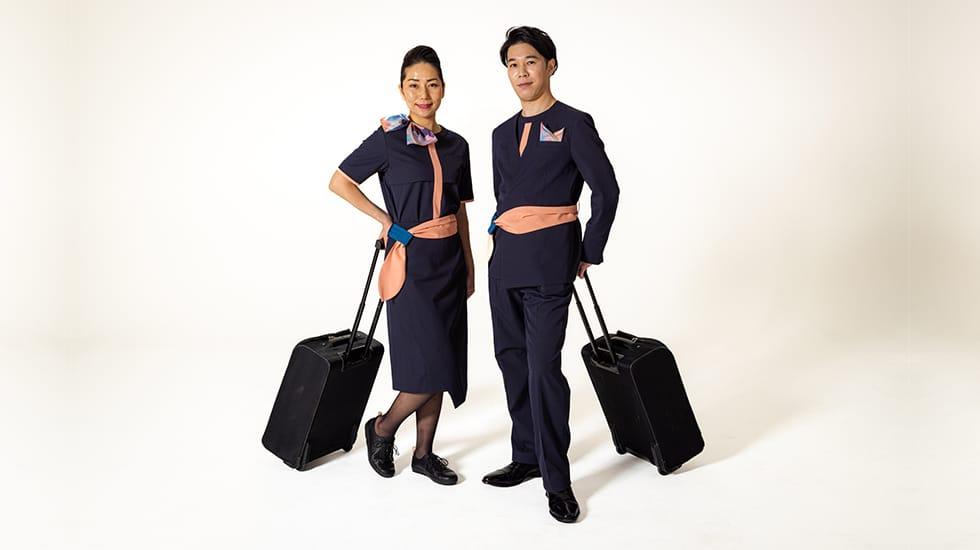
left=327, top=45, right=474, bottom=485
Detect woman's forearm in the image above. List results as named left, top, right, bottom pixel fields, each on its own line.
left=328, top=170, right=389, bottom=225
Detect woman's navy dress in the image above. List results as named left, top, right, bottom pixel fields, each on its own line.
left=338, top=119, right=472, bottom=407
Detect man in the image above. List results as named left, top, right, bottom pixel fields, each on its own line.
left=483, top=26, right=620, bottom=523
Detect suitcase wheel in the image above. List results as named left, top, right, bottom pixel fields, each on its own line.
left=614, top=444, right=626, bottom=455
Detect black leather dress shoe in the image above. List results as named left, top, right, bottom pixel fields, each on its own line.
left=364, top=416, right=396, bottom=478
left=411, top=453, right=458, bottom=485
left=546, top=487, right=580, bottom=523
left=482, top=461, right=541, bottom=487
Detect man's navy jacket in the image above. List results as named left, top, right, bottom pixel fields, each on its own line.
left=490, top=100, right=620, bottom=287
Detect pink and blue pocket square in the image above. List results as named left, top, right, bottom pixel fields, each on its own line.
left=540, top=123, right=564, bottom=142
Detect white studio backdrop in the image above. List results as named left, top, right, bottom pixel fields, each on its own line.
left=2, top=1, right=977, bottom=548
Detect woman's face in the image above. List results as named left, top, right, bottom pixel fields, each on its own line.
left=399, top=62, right=444, bottom=121
left=506, top=42, right=555, bottom=102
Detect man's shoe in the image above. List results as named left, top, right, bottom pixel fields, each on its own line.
left=546, top=487, right=580, bottom=523
left=411, top=453, right=459, bottom=485
left=364, top=416, right=396, bottom=478
left=481, top=461, right=541, bottom=487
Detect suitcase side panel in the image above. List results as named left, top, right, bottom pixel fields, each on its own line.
left=581, top=344, right=657, bottom=462
left=262, top=344, right=333, bottom=468
left=631, top=348, right=704, bottom=471
left=305, top=336, right=384, bottom=462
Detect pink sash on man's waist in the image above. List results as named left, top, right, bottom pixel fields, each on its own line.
left=486, top=204, right=578, bottom=259
left=493, top=204, right=578, bottom=234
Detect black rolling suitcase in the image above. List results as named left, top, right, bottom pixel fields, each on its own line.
left=572, top=273, right=704, bottom=475
left=262, top=240, right=386, bottom=470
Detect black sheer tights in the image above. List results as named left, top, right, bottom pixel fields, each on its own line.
left=374, top=391, right=444, bottom=459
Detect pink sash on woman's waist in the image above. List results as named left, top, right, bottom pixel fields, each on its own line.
left=378, top=214, right=458, bottom=301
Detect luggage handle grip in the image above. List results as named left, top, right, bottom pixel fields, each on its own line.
left=572, top=272, right=617, bottom=366
left=344, top=239, right=386, bottom=361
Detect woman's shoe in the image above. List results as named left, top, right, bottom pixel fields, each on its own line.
left=411, top=453, right=458, bottom=485
left=364, top=416, right=396, bottom=478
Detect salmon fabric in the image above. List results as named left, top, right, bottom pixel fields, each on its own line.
left=487, top=204, right=578, bottom=259
left=494, top=204, right=578, bottom=234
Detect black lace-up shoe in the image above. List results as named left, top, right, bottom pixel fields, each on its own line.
left=364, top=416, right=396, bottom=478
left=546, top=487, right=580, bottom=523
left=482, top=462, right=541, bottom=487
left=411, top=453, right=458, bottom=485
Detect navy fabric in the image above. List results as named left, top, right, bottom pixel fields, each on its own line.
left=489, top=101, right=620, bottom=288
left=338, top=125, right=471, bottom=407
left=340, top=126, right=474, bottom=223
left=489, top=278, right=573, bottom=493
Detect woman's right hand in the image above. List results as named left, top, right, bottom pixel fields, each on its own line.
left=379, top=216, right=393, bottom=247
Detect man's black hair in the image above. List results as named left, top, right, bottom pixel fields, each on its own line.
left=499, top=26, right=557, bottom=74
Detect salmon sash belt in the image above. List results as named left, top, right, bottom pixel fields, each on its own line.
left=378, top=215, right=458, bottom=301
left=486, top=204, right=578, bottom=258
left=491, top=204, right=579, bottom=234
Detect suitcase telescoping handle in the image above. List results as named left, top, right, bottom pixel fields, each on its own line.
left=572, top=272, right=617, bottom=366
left=344, top=239, right=386, bottom=360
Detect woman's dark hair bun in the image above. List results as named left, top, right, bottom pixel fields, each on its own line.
left=401, top=45, right=444, bottom=84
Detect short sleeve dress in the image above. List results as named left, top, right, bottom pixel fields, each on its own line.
left=338, top=119, right=472, bottom=408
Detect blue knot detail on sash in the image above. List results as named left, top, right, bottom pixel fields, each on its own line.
left=388, top=223, right=413, bottom=245
left=487, top=212, right=500, bottom=234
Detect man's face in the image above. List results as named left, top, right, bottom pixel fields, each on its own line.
left=505, top=42, right=556, bottom=102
